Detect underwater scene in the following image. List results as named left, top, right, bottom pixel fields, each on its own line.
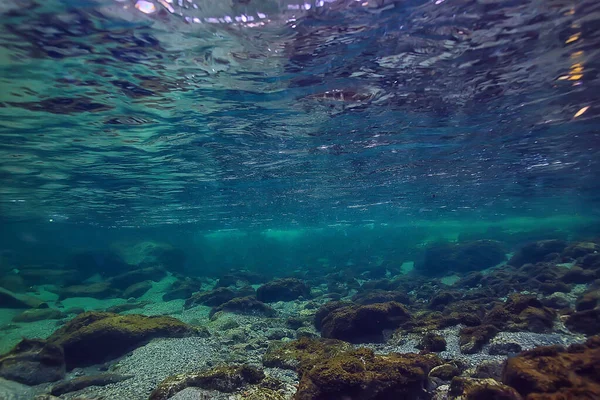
left=1, top=0, right=600, bottom=399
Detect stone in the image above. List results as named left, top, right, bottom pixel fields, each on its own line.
left=122, top=280, right=152, bottom=298
left=294, top=348, right=441, bottom=400
left=488, top=342, right=522, bottom=356
left=256, top=278, right=311, bottom=303
left=416, top=240, right=506, bottom=276
left=459, top=325, right=499, bottom=354
left=429, top=363, right=460, bottom=381
left=0, top=339, right=65, bottom=385
left=263, top=337, right=353, bottom=374
left=48, top=312, right=207, bottom=369
left=209, top=296, right=276, bottom=318
left=352, top=290, right=411, bottom=305
left=562, top=241, right=600, bottom=259
left=417, top=332, right=447, bottom=352
left=108, top=267, right=166, bottom=290
left=313, top=301, right=352, bottom=330
left=565, top=308, right=600, bottom=335
left=149, top=365, right=265, bottom=400
left=56, top=282, right=119, bottom=300
left=162, top=278, right=201, bottom=301
left=67, top=251, right=133, bottom=278
left=50, top=373, right=133, bottom=396
left=449, top=377, right=522, bottom=400
left=12, top=308, right=66, bottom=323
left=507, top=240, right=567, bottom=268
left=320, top=301, right=411, bottom=343
left=0, top=287, right=45, bottom=309
left=502, top=336, right=600, bottom=399
left=184, top=287, right=238, bottom=308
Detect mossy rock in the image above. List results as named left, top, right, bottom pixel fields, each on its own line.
left=48, top=312, right=207, bottom=369
left=295, top=348, right=442, bottom=400
left=12, top=308, right=66, bottom=323
left=459, top=325, right=499, bottom=354
left=502, top=336, right=600, bottom=399
left=263, top=337, right=353, bottom=374
left=149, top=364, right=265, bottom=400
left=320, top=301, right=411, bottom=343
left=449, top=377, right=522, bottom=400
left=209, top=296, right=276, bottom=318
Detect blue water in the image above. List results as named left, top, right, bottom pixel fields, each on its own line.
left=0, top=0, right=599, bottom=397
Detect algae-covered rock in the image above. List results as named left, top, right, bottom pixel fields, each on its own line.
left=209, top=296, right=276, bottom=318
left=48, top=312, right=206, bottom=369
left=508, top=240, right=567, bottom=267
left=51, top=373, right=133, bottom=396
left=565, top=308, right=600, bottom=335
left=352, top=290, right=411, bottom=305
left=122, top=280, right=152, bottom=298
left=0, top=287, right=46, bottom=308
left=417, top=332, right=447, bottom=352
left=263, top=337, right=353, bottom=374
left=108, top=267, right=166, bottom=290
left=184, top=287, right=238, bottom=308
left=502, top=336, right=600, bottom=399
left=459, top=325, right=499, bottom=354
left=320, top=301, right=411, bottom=343
left=295, top=348, right=441, bottom=400
left=149, top=365, right=265, bottom=400
left=56, top=281, right=119, bottom=300
left=256, top=278, right=311, bottom=303
left=0, top=339, right=65, bottom=385
left=12, top=308, right=66, bottom=323
left=449, top=377, right=522, bottom=400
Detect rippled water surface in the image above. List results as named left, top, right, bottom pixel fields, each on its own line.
left=1, top=0, right=599, bottom=227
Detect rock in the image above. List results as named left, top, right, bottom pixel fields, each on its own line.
left=0, top=339, right=65, bottom=385
left=122, top=281, right=152, bottom=298
left=0, top=275, right=27, bottom=292
left=449, top=377, right=522, bottom=400
left=508, top=240, right=567, bottom=268
left=352, top=290, right=411, bottom=305
left=459, top=325, right=499, bottom=354
left=56, top=282, right=119, bottom=300
left=562, top=266, right=597, bottom=284
left=313, top=301, right=352, bottom=330
left=429, top=363, right=460, bottom=381
left=111, top=241, right=186, bottom=274
left=162, top=278, right=201, bottom=301
left=50, top=373, right=133, bottom=396
left=575, top=289, right=600, bottom=311
left=149, top=365, right=265, bottom=400
left=296, top=327, right=319, bottom=339
left=108, top=267, right=166, bottom=290
left=541, top=293, right=570, bottom=309
left=416, top=240, right=506, bottom=276
left=429, top=291, right=459, bottom=310
left=65, top=307, right=85, bottom=315
left=294, top=348, right=441, bottom=400
left=12, top=308, right=66, bottom=323
left=502, top=336, right=600, bottom=399
left=0, top=287, right=45, bottom=309
left=184, top=287, right=238, bottom=308
left=0, top=377, right=38, bottom=400
left=488, top=342, right=522, bottom=356
left=256, top=278, right=311, bottom=303
left=263, top=337, right=353, bottom=374
left=473, top=360, right=504, bottom=380
left=578, top=253, right=600, bottom=270
left=565, top=308, right=600, bottom=335
left=209, top=296, right=276, bottom=318
left=67, top=251, right=133, bottom=279
left=18, top=268, right=81, bottom=287
left=320, top=301, right=411, bottom=343
left=417, top=333, right=447, bottom=352
left=105, top=301, right=150, bottom=313
left=216, top=271, right=265, bottom=287
left=562, top=241, right=600, bottom=259
left=47, top=312, right=207, bottom=369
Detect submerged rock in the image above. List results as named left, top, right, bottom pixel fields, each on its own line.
left=12, top=308, right=66, bottom=323
left=263, top=337, right=353, bottom=374
left=184, top=287, right=238, bottom=308
left=162, top=278, right=201, bottom=301
left=417, top=240, right=506, bottom=277
left=449, top=377, right=522, bottom=400
left=417, top=333, right=447, bottom=353
left=122, top=280, right=152, bottom=298
left=507, top=240, right=567, bottom=268
left=0, top=339, right=65, bottom=385
left=50, top=373, right=133, bottom=396
left=108, top=267, right=166, bottom=290
left=0, top=287, right=46, bottom=309
left=256, top=278, right=311, bottom=303
left=209, top=296, right=276, bottom=318
left=565, top=308, right=600, bottom=335
left=320, top=301, right=411, bottom=343
left=149, top=365, right=265, bottom=400
left=47, top=312, right=207, bottom=369
left=502, top=336, right=600, bottom=399
left=295, top=348, right=441, bottom=400
left=352, top=289, right=411, bottom=305
left=56, top=281, right=119, bottom=300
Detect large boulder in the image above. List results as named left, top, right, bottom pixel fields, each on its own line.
left=0, top=339, right=65, bottom=385
left=209, top=296, right=276, bottom=318
left=295, top=348, right=441, bottom=400
left=47, top=312, right=207, bottom=369
left=108, top=266, right=166, bottom=290
left=111, top=241, right=187, bottom=274
left=12, top=308, right=66, bottom=323
left=66, top=251, right=133, bottom=278
left=0, top=287, right=46, bottom=309
left=320, top=301, right=411, bottom=343
left=507, top=240, right=567, bottom=268
left=503, top=336, right=600, bottom=399
left=184, top=287, right=238, bottom=308
left=416, top=240, right=506, bottom=277
left=55, top=281, right=119, bottom=300
left=256, top=278, right=311, bottom=303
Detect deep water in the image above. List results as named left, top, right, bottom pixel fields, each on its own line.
left=1, top=0, right=600, bottom=399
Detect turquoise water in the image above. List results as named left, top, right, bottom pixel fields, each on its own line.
left=0, top=0, right=599, bottom=399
